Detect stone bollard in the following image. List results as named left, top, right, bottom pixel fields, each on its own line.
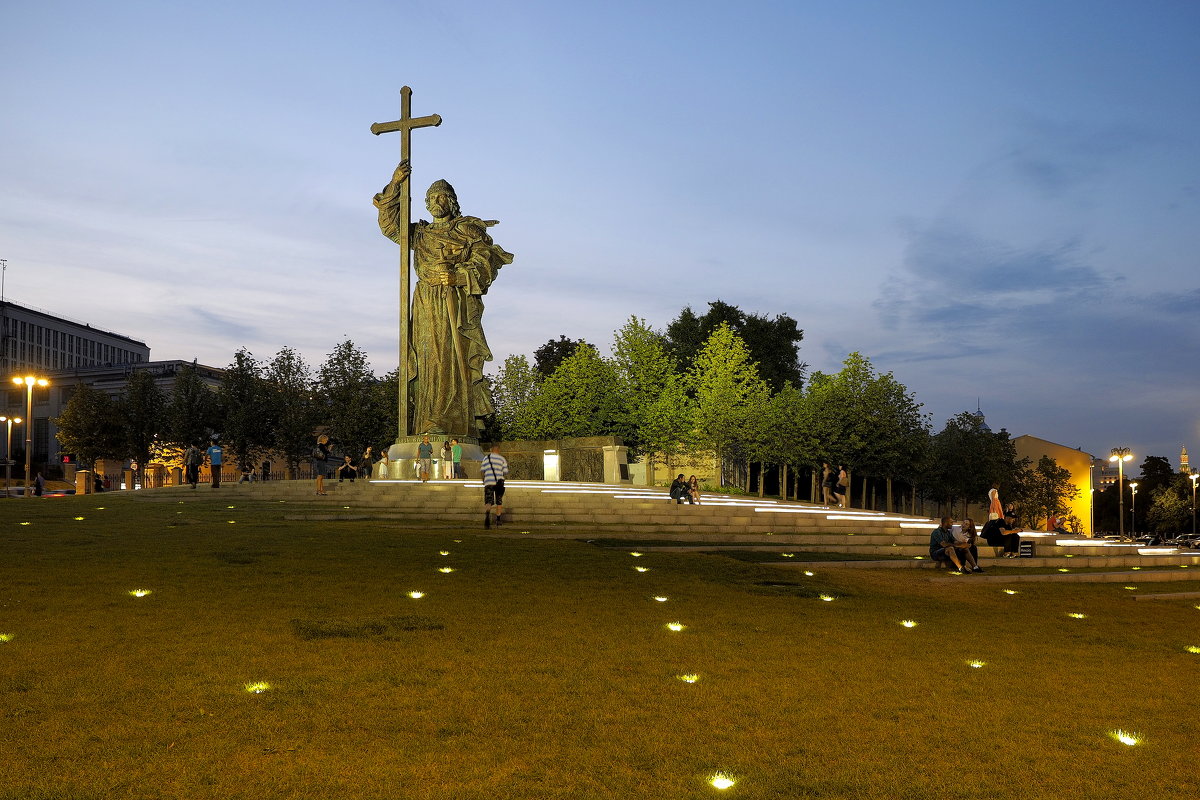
left=75, top=470, right=92, bottom=495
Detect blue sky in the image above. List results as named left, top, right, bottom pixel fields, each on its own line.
left=2, top=0, right=1197, bottom=463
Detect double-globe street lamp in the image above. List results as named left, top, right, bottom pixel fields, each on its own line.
left=13, top=376, right=49, bottom=498
left=0, top=414, right=21, bottom=499
left=1110, top=447, right=1134, bottom=541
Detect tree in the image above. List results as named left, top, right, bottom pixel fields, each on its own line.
left=218, top=348, right=271, bottom=470
left=922, top=411, right=1021, bottom=518
left=521, top=343, right=622, bottom=439
left=488, top=354, right=542, bottom=441
left=264, top=346, right=318, bottom=478
left=665, top=300, right=805, bottom=391
left=688, top=323, right=770, bottom=486
left=164, top=362, right=219, bottom=447
left=119, top=369, right=168, bottom=477
left=610, top=316, right=683, bottom=459
left=803, top=353, right=929, bottom=509
left=1011, top=455, right=1078, bottom=528
left=315, top=340, right=379, bottom=459
left=52, top=383, right=122, bottom=470
left=533, top=335, right=584, bottom=377
left=1146, top=481, right=1191, bottom=533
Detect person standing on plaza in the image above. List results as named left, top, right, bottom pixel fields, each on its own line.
left=451, top=438, right=464, bottom=478
left=183, top=442, right=203, bottom=489
left=313, top=434, right=332, bottom=496
left=205, top=439, right=223, bottom=489
left=417, top=435, right=434, bottom=482
left=480, top=443, right=509, bottom=528
left=441, top=440, right=454, bottom=479
left=821, top=462, right=838, bottom=505
left=835, top=465, right=848, bottom=508
left=359, top=447, right=374, bottom=485
left=988, top=483, right=1004, bottom=521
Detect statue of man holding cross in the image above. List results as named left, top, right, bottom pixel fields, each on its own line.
left=374, top=160, right=513, bottom=436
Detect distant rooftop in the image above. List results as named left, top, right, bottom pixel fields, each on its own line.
left=0, top=298, right=148, bottom=347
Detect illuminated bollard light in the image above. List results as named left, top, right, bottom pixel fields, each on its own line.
left=244, top=682, right=271, bottom=694
left=634, top=566, right=650, bottom=573
left=0, top=633, right=13, bottom=642
left=1003, top=590, right=1019, bottom=595
left=1067, top=613, right=1087, bottom=619
left=818, top=594, right=835, bottom=602
left=803, top=571, right=815, bottom=577
left=666, top=622, right=685, bottom=632
left=439, top=551, right=450, bottom=556
left=438, top=567, right=454, bottom=574
left=408, top=591, right=425, bottom=599
left=966, top=660, right=986, bottom=668
left=629, top=552, right=643, bottom=557
left=129, top=589, right=153, bottom=598
left=677, top=674, right=700, bottom=683
left=1184, top=646, right=1200, bottom=654
left=899, top=620, right=918, bottom=628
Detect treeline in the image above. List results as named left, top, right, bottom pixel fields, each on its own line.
left=54, top=342, right=397, bottom=478
left=488, top=303, right=1078, bottom=525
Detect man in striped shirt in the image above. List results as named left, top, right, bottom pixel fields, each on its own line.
left=481, top=444, right=510, bottom=529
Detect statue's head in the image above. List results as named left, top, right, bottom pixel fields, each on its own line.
left=426, top=179, right=461, bottom=218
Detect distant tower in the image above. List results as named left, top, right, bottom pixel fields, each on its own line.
left=976, top=399, right=992, bottom=433
left=1182, top=446, right=1191, bottom=474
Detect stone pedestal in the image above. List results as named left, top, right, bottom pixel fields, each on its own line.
left=170, top=467, right=183, bottom=486
left=75, top=470, right=92, bottom=495
left=602, top=445, right=631, bottom=485
left=388, top=436, right=482, bottom=480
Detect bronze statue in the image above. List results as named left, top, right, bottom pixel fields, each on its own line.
left=374, top=161, right=513, bottom=435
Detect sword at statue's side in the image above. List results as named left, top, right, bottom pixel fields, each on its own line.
left=370, top=86, right=441, bottom=439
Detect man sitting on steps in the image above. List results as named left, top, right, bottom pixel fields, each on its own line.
left=669, top=474, right=693, bottom=504
left=930, top=516, right=975, bottom=574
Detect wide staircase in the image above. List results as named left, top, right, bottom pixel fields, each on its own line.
left=148, top=478, right=1200, bottom=581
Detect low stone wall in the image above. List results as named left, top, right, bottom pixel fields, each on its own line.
left=494, top=436, right=619, bottom=483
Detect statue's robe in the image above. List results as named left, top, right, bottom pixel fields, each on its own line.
left=375, top=184, right=513, bottom=435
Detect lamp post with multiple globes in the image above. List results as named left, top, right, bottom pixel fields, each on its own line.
left=13, top=376, right=49, bottom=498
left=1109, top=448, right=1133, bottom=541
left=0, top=414, right=21, bottom=499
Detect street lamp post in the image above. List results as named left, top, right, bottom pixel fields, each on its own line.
left=1190, top=473, right=1198, bottom=538
left=1129, top=482, right=1138, bottom=538
left=13, top=376, right=49, bottom=498
left=0, top=415, right=20, bottom=499
left=1109, top=447, right=1133, bottom=541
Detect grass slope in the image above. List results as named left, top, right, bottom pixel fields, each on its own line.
left=1, top=492, right=1197, bottom=799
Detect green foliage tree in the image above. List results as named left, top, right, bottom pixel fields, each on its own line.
left=164, top=362, right=219, bottom=447
left=218, top=348, right=271, bottom=470
left=488, top=354, right=542, bottom=441
left=1010, top=455, right=1078, bottom=528
left=264, top=346, right=318, bottom=477
left=922, top=411, right=1021, bottom=517
left=1146, top=481, right=1191, bottom=533
left=315, top=340, right=379, bottom=459
left=803, top=352, right=929, bottom=508
left=119, top=368, right=168, bottom=478
left=533, top=335, right=584, bottom=377
left=521, top=343, right=622, bottom=439
left=52, top=383, right=122, bottom=470
left=688, top=323, right=770, bottom=486
left=610, top=316, right=683, bottom=459
left=665, top=300, right=805, bottom=392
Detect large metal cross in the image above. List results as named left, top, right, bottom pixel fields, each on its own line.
left=371, top=86, right=442, bottom=438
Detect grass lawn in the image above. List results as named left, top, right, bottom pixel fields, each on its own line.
left=2, top=491, right=1198, bottom=799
